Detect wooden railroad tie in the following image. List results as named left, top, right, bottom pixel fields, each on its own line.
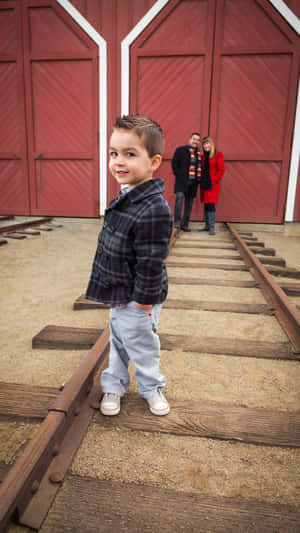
left=1, top=383, right=299, bottom=448
left=1, top=469, right=299, bottom=532
left=72, top=294, right=272, bottom=315
left=167, top=261, right=300, bottom=279
left=3, top=233, right=26, bottom=240
left=171, top=252, right=285, bottom=267
left=93, top=392, right=300, bottom=448
left=32, top=325, right=297, bottom=361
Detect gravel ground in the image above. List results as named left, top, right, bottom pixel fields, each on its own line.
left=1, top=218, right=299, bottom=530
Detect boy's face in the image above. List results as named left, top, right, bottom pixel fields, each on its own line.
left=109, top=128, right=162, bottom=188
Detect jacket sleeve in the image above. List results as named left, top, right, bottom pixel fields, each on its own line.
left=215, top=152, right=225, bottom=183
left=132, top=200, right=173, bottom=305
left=171, top=147, right=183, bottom=176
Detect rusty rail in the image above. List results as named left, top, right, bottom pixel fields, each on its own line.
left=0, top=217, right=52, bottom=234
left=227, top=223, right=300, bottom=354
left=0, top=328, right=110, bottom=532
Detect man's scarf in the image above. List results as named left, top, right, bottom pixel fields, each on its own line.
left=189, top=147, right=201, bottom=180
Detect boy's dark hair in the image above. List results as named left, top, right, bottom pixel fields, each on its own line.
left=113, top=114, right=165, bottom=157
left=191, top=132, right=201, bottom=138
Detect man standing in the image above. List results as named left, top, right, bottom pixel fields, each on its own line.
left=171, top=132, right=201, bottom=231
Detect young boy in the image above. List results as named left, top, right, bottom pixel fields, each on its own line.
left=86, top=115, right=173, bottom=416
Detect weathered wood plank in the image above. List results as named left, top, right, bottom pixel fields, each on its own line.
left=3, top=233, right=26, bottom=240
left=266, top=265, right=300, bottom=279
left=15, top=229, right=41, bottom=235
left=0, top=215, right=13, bottom=222
left=174, top=243, right=236, bottom=250
left=245, top=241, right=264, bottom=247
left=166, top=261, right=249, bottom=270
left=36, top=225, right=53, bottom=231
left=171, top=251, right=285, bottom=267
left=32, top=325, right=103, bottom=349
left=73, top=295, right=110, bottom=310
left=168, top=277, right=258, bottom=288
left=164, top=299, right=272, bottom=315
left=73, top=295, right=269, bottom=315
left=160, top=334, right=296, bottom=360
left=41, top=475, right=300, bottom=533
left=171, top=251, right=243, bottom=260
left=279, top=282, right=300, bottom=296
left=45, top=221, right=63, bottom=228
left=0, top=382, right=59, bottom=419
left=94, top=393, right=300, bottom=447
left=250, top=247, right=275, bottom=256
left=0, top=217, right=52, bottom=234
left=32, top=325, right=296, bottom=361
left=167, top=261, right=300, bottom=278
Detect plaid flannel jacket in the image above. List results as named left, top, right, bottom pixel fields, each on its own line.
left=86, top=178, right=173, bottom=306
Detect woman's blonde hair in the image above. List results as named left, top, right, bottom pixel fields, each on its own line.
left=202, top=136, right=215, bottom=158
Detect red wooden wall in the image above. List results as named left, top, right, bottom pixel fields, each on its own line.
left=130, top=0, right=300, bottom=223
left=0, top=0, right=299, bottom=221
left=0, top=0, right=99, bottom=216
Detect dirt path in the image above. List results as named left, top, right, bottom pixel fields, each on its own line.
left=1, top=219, right=299, bottom=531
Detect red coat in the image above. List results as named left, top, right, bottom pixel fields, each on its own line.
left=200, top=151, right=225, bottom=204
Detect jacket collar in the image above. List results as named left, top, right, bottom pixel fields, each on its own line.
left=109, top=178, right=165, bottom=209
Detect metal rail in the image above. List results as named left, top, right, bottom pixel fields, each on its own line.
left=226, top=223, right=300, bottom=354
left=0, top=328, right=110, bottom=532
left=0, top=217, right=52, bottom=234
left=0, top=225, right=179, bottom=531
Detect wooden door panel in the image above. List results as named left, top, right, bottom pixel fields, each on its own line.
left=137, top=56, right=205, bottom=158
left=215, top=54, right=292, bottom=156
left=33, top=160, right=94, bottom=215
left=23, top=0, right=99, bottom=217
left=217, top=161, right=281, bottom=222
left=0, top=1, right=29, bottom=215
left=130, top=0, right=215, bottom=220
left=210, top=0, right=299, bottom=223
left=31, top=60, right=94, bottom=154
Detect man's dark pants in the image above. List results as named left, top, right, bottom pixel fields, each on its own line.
left=174, top=185, right=194, bottom=229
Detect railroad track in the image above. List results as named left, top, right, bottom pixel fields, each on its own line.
left=0, top=222, right=300, bottom=532
left=0, top=216, right=62, bottom=245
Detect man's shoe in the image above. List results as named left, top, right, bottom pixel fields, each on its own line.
left=100, top=393, right=120, bottom=416
left=181, top=226, right=191, bottom=232
left=147, top=390, right=170, bottom=416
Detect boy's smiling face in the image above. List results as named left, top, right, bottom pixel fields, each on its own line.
left=109, top=128, right=162, bottom=188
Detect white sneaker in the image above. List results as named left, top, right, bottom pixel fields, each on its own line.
left=147, top=390, right=170, bottom=416
left=100, top=393, right=120, bottom=416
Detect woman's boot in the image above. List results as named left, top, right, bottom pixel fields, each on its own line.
left=208, top=211, right=216, bottom=235
left=199, top=209, right=209, bottom=231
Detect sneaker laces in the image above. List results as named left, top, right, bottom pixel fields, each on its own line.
left=104, top=393, right=119, bottom=401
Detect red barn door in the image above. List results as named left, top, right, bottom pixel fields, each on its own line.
left=0, top=1, right=30, bottom=215
left=130, top=0, right=215, bottom=218
left=210, top=0, right=299, bottom=223
left=0, top=0, right=99, bottom=217
left=130, top=0, right=299, bottom=223
left=23, top=0, right=99, bottom=216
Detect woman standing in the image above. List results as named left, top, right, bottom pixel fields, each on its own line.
left=199, top=136, right=225, bottom=235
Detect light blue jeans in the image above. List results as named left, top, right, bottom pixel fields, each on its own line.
left=101, top=301, right=165, bottom=399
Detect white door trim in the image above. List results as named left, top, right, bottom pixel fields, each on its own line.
left=56, top=0, right=107, bottom=215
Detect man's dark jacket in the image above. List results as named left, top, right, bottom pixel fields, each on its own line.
left=86, top=178, right=173, bottom=306
left=171, top=145, right=198, bottom=197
